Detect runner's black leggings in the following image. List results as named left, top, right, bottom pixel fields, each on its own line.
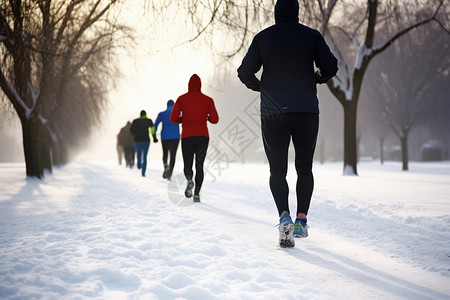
left=181, top=136, right=209, bottom=192
left=161, top=139, right=179, bottom=171
left=261, top=112, right=319, bottom=217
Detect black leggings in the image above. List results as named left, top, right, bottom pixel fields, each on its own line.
left=261, top=112, right=319, bottom=217
left=161, top=139, right=179, bottom=172
left=181, top=136, right=209, bottom=192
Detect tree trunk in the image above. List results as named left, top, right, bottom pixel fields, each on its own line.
left=52, top=142, right=61, bottom=167
left=40, top=125, right=53, bottom=173
left=400, top=132, right=409, bottom=171
left=357, top=133, right=361, bottom=163
left=343, top=100, right=358, bottom=175
left=22, top=118, right=44, bottom=178
left=21, top=116, right=52, bottom=178
left=52, top=141, right=69, bottom=167
left=380, top=138, right=384, bottom=165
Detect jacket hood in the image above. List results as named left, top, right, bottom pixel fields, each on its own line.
left=275, top=0, right=299, bottom=23
left=188, top=74, right=202, bottom=92
left=167, top=99, right=174, bottom=108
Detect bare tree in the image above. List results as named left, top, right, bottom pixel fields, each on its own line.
left=0, top=0, right=130, bottom=178
left=298, top=0, right=447, bottom=174
left=366, top=24, right=449, bottom=170
left=148, top=0, right=447, bottom=175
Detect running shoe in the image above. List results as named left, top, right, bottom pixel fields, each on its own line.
left=162, top=164, right=170, bottom=179
left=278, top=212, right=295, bottom=248
left=184, top=180, right=194, bottom=198
left=294, top=218, right=309, bottom=238
left=193, top=194, right=200, bottom=202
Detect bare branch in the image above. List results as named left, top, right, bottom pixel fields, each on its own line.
left=364, top=0, right=377, bottom=48
left=0, top=68, right=31, bottom=119
left=371, top=0, right=445, bottom=57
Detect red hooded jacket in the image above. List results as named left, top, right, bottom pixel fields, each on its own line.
left=170, top=74, right=219, bottom=139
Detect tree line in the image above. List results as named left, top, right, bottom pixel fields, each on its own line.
left=0, top=0, right=131, bottom=178
left=1, top=0, right=448, bottom=178
left=363, top=23, right=449, bottom=170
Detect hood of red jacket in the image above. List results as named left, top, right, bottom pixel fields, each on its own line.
left=188, top=74, right=201, bottom=92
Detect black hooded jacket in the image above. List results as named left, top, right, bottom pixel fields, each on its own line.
left=130, top=115, right=155, bottom=142
left=237, top=0, right=338, bottom=116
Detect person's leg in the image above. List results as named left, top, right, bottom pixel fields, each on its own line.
left=141, top=141, right=150, bottom=176
left=134, top=142, right=143, bottom=169
left=124, top=148, right=130, bottom=167
left=182, top=137, right=195, bottom=197
left=181, top=137, right=195, bottom=181
left=261, top=114, right=291, bottom=217
left=161, top=140, right=169, bottom=166
left=169, top=139, right=179, bottom=170
left=168, top=139, right=180, bottom=179
left=290, top=113, right=319, bottom=218
left=193, top=136, right=209, bottom=195
left=130, top=145, right=135, bottom=168
left=161, top=140, right=170, bottom=178
left=117, top=145, right=123, bottom=165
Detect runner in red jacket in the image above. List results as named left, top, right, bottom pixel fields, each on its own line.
left=170, top=74, right=219, bottom=202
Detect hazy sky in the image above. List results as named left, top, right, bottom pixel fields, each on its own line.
left=3, top=2, right=257, bottom=163
left=81, top=3, right=227, bottom=161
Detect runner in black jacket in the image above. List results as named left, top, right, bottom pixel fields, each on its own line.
left=130, top=110, right=158, bottom=177
left=237, top=0, right=338, bottom=248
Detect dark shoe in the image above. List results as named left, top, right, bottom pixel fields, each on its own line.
left=167, top=168, right=173, bottom=181
left=184, top=180, right=194, bottom=198
left=162, top=164, right=169, bottom=178
left=193, top=194, right=200, bottom=202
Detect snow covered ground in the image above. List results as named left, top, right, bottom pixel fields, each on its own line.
left=0, top=159, right=449, bottom=299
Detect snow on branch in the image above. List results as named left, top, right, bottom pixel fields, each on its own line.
left=37, top=114, right=58, bottom=143
left=355, top=44, right=373, bottom=70
left=331, top=76, right=352, bottom=101
left=0, top=69, right=32, bottom=119
left=28, top=81, right=39, bottom=113
left=39, top=115, right=48, bottom=125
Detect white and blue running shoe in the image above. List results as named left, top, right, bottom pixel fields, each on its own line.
left=294, top=218, right=309, bottom=238
left=278, top=212, right=295, bottom=248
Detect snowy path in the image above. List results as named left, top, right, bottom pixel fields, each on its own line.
left=0, top=160, right=449, bottom=299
